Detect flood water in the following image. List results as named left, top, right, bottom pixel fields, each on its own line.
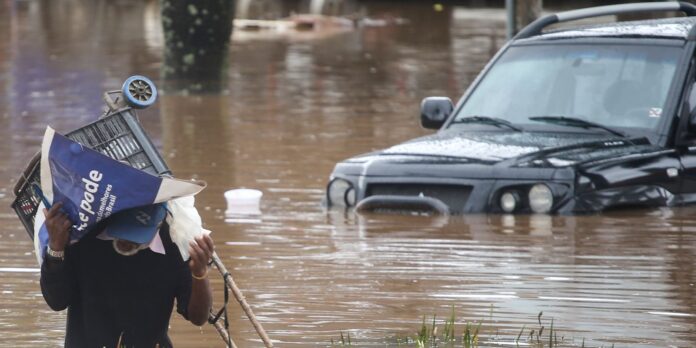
left=0, top=1, right=695, bottom=347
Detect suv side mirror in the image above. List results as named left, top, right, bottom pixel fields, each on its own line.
left=420, top=97, right=454, bottom=130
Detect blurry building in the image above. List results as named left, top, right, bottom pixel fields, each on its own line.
left=236, top=0, right=360, bottom=19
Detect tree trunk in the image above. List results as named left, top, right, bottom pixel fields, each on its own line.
left=160, top=0, right=235, bottom=93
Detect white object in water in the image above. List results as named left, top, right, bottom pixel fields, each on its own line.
left=224, top=189, right=263, bottom=215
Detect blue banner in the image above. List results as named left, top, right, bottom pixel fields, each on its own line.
left=35, top=127, right=205, bottom=264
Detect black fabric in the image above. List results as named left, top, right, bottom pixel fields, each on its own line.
left=40, top=224, right=192, bottom=348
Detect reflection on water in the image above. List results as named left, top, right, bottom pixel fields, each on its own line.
left=0, top=1, right=695, bottom=347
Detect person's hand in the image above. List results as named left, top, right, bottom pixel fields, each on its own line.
left=44, top=202, right=72, bottom=251
left=189, top=234, right=214, bottom=279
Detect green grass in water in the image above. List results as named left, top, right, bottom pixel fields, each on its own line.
left=330, top=308, right=616, bottom=347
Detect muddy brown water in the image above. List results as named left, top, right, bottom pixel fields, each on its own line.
left=0, top=1, right=695, bottom=347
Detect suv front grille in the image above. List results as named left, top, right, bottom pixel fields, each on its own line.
left=366, top=183, right=472, bottom=213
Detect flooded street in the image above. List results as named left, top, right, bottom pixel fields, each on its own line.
left=0, top=1, right=695, bottom=347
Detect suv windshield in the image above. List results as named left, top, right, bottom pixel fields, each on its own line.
left=453, top=43, right=682, bottom=132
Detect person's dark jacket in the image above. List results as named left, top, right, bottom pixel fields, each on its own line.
left=40, top=224, right=192, bottom=348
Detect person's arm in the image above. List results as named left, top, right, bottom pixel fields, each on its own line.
left=39, top=203, right=75, bottom=311
left=186, top=234, right=214, bottom=326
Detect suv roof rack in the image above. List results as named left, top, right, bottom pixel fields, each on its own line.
left=515, top=1, right=696, bottom=40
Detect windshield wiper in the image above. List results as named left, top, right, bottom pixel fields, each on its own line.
left=452, top=116, right=523, bottom=132
left=528, top=116, right=627, bottom=138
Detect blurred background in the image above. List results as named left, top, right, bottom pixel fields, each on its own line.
left=0, top=0, right=695, bottom=347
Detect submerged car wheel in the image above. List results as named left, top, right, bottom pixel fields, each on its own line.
left=122, top=75, right=157, bottom=109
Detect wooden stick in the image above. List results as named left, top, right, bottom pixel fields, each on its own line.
left=211, top=251, right=274, bottom=348
left=208, top=311, right=239, bottom=348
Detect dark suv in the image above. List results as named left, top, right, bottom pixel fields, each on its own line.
left=325, top=2, right=696, bottom=214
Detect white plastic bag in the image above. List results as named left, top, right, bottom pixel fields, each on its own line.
left=166, top=195, right=211, bottom=261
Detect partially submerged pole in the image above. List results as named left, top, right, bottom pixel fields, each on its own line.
left=507, top=0, right=543, bottom=39
left=211, top=251, right=274, bottom=348
left=506, top=0, right=516, bottom=40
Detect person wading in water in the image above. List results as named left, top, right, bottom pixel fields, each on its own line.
left=40, top=201, right=215, bottom=347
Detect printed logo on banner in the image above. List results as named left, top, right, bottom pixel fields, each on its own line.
left=46, top=133, right=162, bottom=242
left=35, top=127, right=206, bottom=265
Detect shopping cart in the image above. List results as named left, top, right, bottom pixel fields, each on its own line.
left=11, top=76, right=167, bottom=239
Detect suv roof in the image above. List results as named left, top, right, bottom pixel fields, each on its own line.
left=514, top=2, right=696, bottom=42
left=534, top=17, right=696, bottom=41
